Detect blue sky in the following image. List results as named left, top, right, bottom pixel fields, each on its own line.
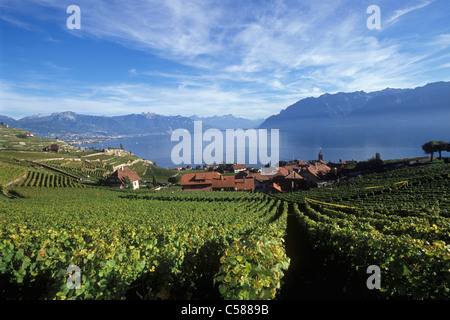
left=0, top=0, right=449, bottom=120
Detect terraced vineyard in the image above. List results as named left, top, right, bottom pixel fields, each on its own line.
left=19, top=171, right=84, bottom=188
left=275, top=162, right=450, bottom=299
left=0, top=188, right=289, bottom=300
left=41, top=159, right=111, bottom=181
left=1, top=146, right=449, bottom=300
left=0, top=162, right=27, bottom=187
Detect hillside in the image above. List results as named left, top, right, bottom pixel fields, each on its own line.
left=0, top=125, right=76, bottom=153
left=259, top=81, right=450, bottom=148
left=0, top=126, right=179, bottom=188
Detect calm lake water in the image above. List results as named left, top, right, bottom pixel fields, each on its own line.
left=79, top=132, right=425, bottom=169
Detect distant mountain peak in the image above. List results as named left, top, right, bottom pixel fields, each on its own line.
left=189, top=114, right=264, bottom=129
left=143, top=112, right=157, bottom=118
left=260, top=81, right=450, bottom=128
left=51, top=111, right=78, bottom=120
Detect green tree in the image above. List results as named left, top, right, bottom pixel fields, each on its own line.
left=168, top=175, right=180, bottom=185
left=435, top=141, right=449, bottom=160
left=422, top=141, right=439, bottom=161
left=124, top=176, right=133, bottom=189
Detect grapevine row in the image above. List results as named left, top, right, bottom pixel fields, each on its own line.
left=20, top=171, right=83, bottom=188
left=0, top=188, right=289, bottom=300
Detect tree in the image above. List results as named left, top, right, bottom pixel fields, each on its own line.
left=168, top=175, right=180, bottom=185
left=375, top=153, right=381, bottom=161
left=435, top=141, right=449, bottom=160
left=355, top=153, right=383, bottom=173
left=124, top=176, right=133, bottom=189
left=422, top=141, right=439, bottom=161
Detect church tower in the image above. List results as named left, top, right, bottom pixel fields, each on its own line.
left=318, top=148, right=323, bottom=162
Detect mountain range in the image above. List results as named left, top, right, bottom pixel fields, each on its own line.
left=0, top=112, right=193, bottom=139
left=0, top=112, right=262, bottom=139
left=1, top=81, right=449, bottom=150
left=260, top=81, right=450, bottom=149
left=261, top=82, right=450, bottom=125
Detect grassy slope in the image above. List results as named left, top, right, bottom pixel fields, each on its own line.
left=0, top=126, right=76, bottom=152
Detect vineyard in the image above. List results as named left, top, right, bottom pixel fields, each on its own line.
left=0, top=162, right=27, bottom=187
left=40, top=159, right=112, bottom=181
left=0, top=154, right=449, bottom=300
left=0, top=188, right=289, bottom=300
left=19, top=171, right=84, bottom=188
left=275, top=162, right=450, bottom=299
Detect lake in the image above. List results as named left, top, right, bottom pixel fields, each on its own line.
left=79, top=131, right=426, bottom=169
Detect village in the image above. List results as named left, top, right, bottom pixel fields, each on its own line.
left=98, top=149, right=357, bottom=194
left=176, top=149, right=357, bottom=194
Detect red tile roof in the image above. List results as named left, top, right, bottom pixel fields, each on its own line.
left=247, top=171, right=283, bottom=181
left=110, top=167, right=141, bottom=183
left=180, top=172, right=221, bottom=186
left=235, top=177, right=255, bottom=191
left=181, top=172, right=255, bottom=191
left=285, top=171, right=304, bottom=180
left=272, top=182, right=282, bottom=192
left=212, top=175, right=236, bottom=189
left=277, top=167, right=289, bottom=176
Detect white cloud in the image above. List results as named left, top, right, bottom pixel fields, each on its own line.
left=385, top=0, right=435, bottom=25
left=0, top=0, right=449, bottom=119
left=0, top=79, right=298, bottom=120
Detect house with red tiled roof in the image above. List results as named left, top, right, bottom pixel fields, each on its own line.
left=243, top=171, right=283, bottom=193
left=107, top=167, right=141, bottom=190
left=181, top=172, right=221, bottom=191
left=43, top=144, right=63, bottom=152
left=181, top=171, right=255, bottom=191
left=277, top=167, right=290, bottom=176
left=235, top=177, right=255, bottom=191
left=212, top=175, right=236, bottom=191
left=307, top=149, right=331, bottom=176
left=272, top=170, right=307, bottom=192
left=298, top=166, right=321, bottom=184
